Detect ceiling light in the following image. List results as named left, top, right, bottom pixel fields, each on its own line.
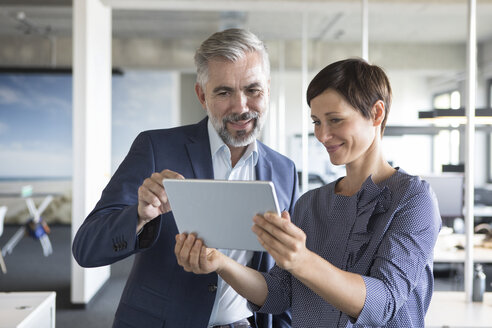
left=418, top=108, right=492, bottom=125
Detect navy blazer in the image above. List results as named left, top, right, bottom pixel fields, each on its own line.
left=72, top=118, right=299, bottom=328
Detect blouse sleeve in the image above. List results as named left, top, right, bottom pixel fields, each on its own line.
left=354, top=181, right=441, bottom=326
left=248, top=263, right=293, bottom=315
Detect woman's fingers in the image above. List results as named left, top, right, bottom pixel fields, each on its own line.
left=252, top=222, right=286, bottom=256
left=174, top=233, right=188, bottom=269
left=253, top=212, right=308, bottom=271
left=175, top=233, right=197, bottom=271
left=174, top=233, right=216, bottom=274
left=253, top=212, right=302, bottom=246
left=189, top=238, right=203, bottom=270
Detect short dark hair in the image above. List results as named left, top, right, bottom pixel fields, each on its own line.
left=306, top=58, right=392, bottom=135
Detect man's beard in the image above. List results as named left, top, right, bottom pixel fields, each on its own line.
left=207, top=110, right=265, bottom=147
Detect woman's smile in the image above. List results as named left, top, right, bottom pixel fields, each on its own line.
left=324, top=143, right=343, bottom=153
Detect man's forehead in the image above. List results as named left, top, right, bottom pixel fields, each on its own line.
left=208, top=52, right=266, bottom=71
left=207, top=65, right=269, bottom=86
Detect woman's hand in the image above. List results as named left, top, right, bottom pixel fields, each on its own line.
left=174, top=233, right=224, bottom=274
left=175, top=233, right=270, bottom=306
left=252, top=211, right=310, bottom=274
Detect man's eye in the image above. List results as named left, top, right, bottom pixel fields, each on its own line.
left=248, top=89, right=261, bottom=95
left=217, top=91, right=229, bottom=96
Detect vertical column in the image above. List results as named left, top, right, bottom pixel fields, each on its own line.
left=277, top=40, right=286, bottom=155
left=361, top=0, right=369, bottom=61
left=71, top=0, right=112, bottom=304
left=464, top=0, right=476, bottom=302
left=301, top=11, right=309, bottom=194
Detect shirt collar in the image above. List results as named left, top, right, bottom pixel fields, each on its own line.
left=207, top=119, right=258, bottom=165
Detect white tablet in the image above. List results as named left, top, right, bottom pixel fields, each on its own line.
left=163, top=179, right=280, bottom=251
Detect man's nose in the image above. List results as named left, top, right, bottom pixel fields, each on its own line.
left=231, top=92, right=248, bottom=113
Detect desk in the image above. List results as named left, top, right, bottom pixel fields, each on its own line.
left=426, top=291, right=492, bottom=327
left=475, top=205, right=492, bottom=218
left=434, top=233, right=492, bottom=263
left=0, top=292, right=56, bottom=328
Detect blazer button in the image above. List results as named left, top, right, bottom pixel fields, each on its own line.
left=208, top=284, right=217, bottom=292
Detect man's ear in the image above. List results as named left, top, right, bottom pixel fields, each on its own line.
left=195, top=83, right=207, bottom=110
left=372, top=100, right=385, bottom=127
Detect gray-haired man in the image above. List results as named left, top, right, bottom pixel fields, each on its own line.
left=73, top=28, right=298, bottom=328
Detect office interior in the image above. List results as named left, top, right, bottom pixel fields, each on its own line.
left=1, top=0, right=492, bottom=327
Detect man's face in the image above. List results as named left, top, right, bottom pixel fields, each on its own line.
left=195, top=51, right=270, bottom=148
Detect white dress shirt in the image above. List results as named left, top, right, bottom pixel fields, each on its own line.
left=207, top=120, right=257, bottom=326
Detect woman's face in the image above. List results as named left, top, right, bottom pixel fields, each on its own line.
left=310, top=89, right=378, bottom=167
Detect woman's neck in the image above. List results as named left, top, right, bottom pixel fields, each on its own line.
left=335, top=152, right=395, bottom=197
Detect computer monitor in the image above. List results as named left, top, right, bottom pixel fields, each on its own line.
left=422, top=174, right=464, bottom=218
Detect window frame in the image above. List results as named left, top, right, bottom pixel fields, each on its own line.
left=487, top=79, right=492, bottom=183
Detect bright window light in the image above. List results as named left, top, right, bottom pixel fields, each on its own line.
left=450, top=91, right=461, bottom=109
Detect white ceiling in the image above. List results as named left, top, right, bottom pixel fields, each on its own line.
left=1, top=0, right=492, bottom=44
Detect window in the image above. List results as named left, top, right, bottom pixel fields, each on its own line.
left=433, top=90, right=461, bottom=109
left=0, top=69, right=177, bottom=178
left=432, top=90, right=462, bottom=173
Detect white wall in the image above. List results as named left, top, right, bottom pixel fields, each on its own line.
left=179, top=73, right=207, bottom=126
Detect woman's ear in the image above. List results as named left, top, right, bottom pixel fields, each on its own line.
left=372, top=100, right=385, bottom=127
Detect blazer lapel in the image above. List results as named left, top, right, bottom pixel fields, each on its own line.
left=185, top=118, right=214, bottom=179
left=255, top=143, right=273, bottom=182
left=252, top=143, right=274, bottom=267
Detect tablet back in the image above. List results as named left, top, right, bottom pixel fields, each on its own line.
left=163, top=179, right=280, bottom=251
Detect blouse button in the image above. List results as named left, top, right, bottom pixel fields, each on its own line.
left=208, top=284, right=217, bottom=292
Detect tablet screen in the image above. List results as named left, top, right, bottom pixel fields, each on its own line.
left=163, top=179, right=280, bottom=251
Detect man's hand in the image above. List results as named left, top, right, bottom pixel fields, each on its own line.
left=174, top=233, right=224, bottom=274
left=136, top=169, right=184, bottom=232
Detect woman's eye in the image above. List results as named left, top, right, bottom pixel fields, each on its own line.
left=330, top=118, right=342, bottom=124
left=312, top=120, right=320, bottom=125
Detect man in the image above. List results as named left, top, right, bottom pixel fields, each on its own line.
left=72, top=28, right=298, bottom=328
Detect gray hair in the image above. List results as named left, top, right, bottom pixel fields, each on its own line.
left=194, top=28, right=270, bottom=87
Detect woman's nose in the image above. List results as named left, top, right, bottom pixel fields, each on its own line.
left=315, top=125, right=332, bottom=143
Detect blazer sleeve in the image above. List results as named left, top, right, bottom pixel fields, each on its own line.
left=72, top=132, right=162, bottom=267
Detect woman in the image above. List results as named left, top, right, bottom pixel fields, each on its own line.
left=175, top=58, right=441, bottom=327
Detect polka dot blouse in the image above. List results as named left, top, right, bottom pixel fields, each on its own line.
left=251, top=168, right=442, bottom=327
